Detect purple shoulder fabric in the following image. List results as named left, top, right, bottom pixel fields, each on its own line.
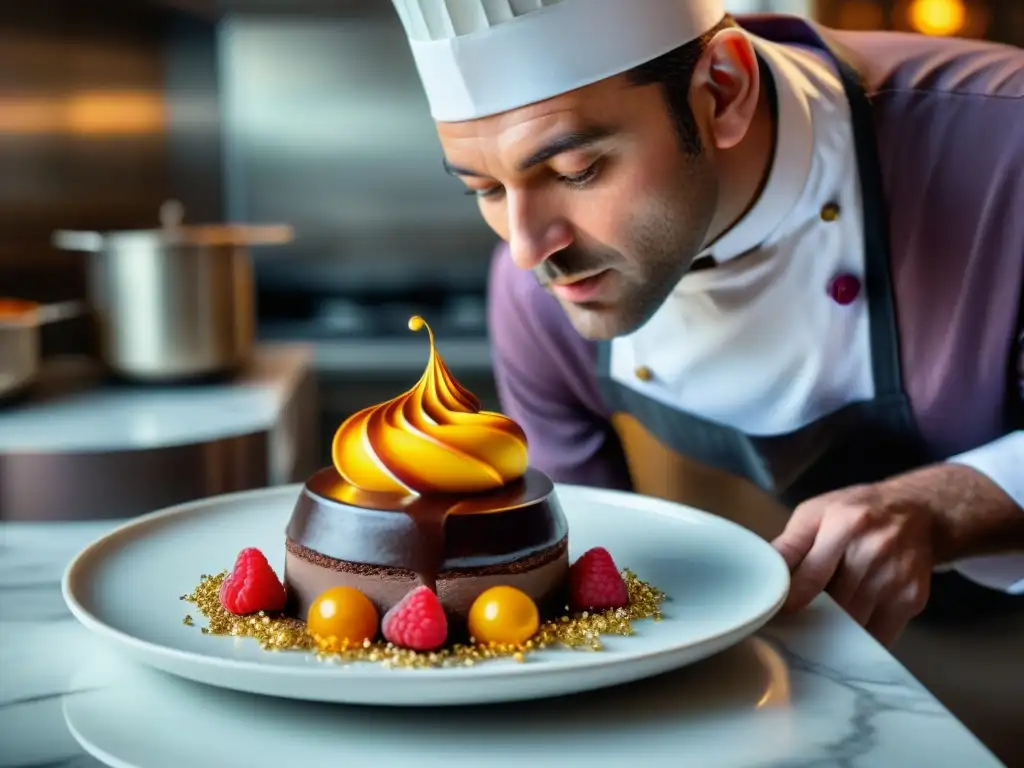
left=833, top=26, right=1024, bottom=457
left=742, top=15, right=1024, bottom=458
left=486, top=245, right=632, bottom=490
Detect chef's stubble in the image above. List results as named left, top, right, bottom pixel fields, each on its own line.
left=541, top=150, right=719, bottom=341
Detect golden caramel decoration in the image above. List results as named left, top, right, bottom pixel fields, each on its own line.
left=331, top=315, right=529, bottom=495
left=181, top=569, right=666, bottom=669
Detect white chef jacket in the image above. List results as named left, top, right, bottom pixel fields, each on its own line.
left=608, top=33, right=1024, bottom=594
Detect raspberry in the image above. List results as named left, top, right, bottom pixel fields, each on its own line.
left=570, top=547, right=629, bottom=611
left=219, top=548, right=287, bottom=615
left=381, top=586, right=448, bottom=651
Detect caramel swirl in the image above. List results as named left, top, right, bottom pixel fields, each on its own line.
left=331, top=316, right=529, bottom=495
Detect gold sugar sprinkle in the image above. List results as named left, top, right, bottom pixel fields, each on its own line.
left=182, top=572, right=314, bottom=652
left=182, top=569, right=666, bottom=669
left=182, top=615, right=193, bottom=626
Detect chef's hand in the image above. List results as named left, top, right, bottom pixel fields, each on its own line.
left=770, top=463, right=1021, bottom=647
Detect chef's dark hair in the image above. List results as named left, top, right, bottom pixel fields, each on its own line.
left=625, top=15, right=738, bottom=156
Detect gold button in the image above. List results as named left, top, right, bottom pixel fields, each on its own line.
left=821, top=202, right=841, bottom=222
left=634, top=366, right=654, bottom=382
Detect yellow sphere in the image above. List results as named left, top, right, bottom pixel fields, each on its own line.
left=306, top=586, right=379, bottom=647
left=467, top=586, right=540, bottom=646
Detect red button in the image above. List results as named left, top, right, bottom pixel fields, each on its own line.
left=828, top=274, right=861, bottom=305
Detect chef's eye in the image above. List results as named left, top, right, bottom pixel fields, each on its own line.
left=558, top=161, right=601, bottom=189
left=465, top=186, right=504, bottom=200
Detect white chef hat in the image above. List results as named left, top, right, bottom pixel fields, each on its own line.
left=392, top=0, right=727, bottom=122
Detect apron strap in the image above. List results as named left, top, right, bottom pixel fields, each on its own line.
left=801, top=32, right=906, bottom=400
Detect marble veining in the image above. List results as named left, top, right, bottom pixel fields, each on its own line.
left=0, top=522, right=1006, bottom=768
left=757, top=635, right=947, bottom=768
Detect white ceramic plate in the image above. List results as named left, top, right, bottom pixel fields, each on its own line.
left=64, top=639, right=801, bottom=768
left=62, top=482, right=790, bottom=707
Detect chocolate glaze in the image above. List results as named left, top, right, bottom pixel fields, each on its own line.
left=284, top=466, right=567, bottom=595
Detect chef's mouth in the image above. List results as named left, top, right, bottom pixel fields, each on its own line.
left=547, top=269, right=615, bottom=304
left=550, top=269, right=608, bottom=287
left=534, top=262, right=608, bottom=285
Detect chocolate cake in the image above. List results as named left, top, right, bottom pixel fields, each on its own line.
left=282, top=316, right=570, bottom=630
left=283, top=466, right=568, bottom=624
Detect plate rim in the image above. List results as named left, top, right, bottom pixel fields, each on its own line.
left=61, top=481, right=791, bottom=683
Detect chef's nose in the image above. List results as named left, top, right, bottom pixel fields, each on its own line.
left=506, top=191, right=573, bottom=271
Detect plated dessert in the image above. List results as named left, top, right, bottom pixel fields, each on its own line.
left=182, top=316, right=666, bottom=667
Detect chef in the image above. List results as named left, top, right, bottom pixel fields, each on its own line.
left=389, top=0, right=1024, bottom=646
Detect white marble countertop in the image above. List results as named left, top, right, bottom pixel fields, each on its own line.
left=0, top=521, right=1006, bottom=768
left=0, top=344, right=314, bottom=453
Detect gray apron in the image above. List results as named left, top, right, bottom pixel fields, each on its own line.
left=594, top=32, right=1019, bottom=622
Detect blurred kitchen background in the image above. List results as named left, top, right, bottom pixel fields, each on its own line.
left=3, top=5, right=1021, bottom=763
left=1, top=0, right=1021, bottom=521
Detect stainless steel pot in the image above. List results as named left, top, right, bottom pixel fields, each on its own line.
left=53, top=202, right=292, bottom=382
left=0, top=299, right=87, bottom=401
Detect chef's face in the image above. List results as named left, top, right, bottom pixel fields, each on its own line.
left=436, top=30, right=757, bottom=339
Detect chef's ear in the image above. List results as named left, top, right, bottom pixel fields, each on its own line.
left=691, top=29, right=761, bottom=151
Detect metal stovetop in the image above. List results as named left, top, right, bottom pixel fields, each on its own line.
left=257, top=289, right=493, bottom=377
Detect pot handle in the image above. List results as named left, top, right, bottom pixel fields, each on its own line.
left=53, top=230, right=104, bottom=252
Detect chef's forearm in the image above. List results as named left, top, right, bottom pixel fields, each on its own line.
left=876, top=439, right=1024, bottom=565
left=942, top=431, right=1024, bottom=551
left=929, top=460, right=1024, bottom=559
left=926, top=431, right=1024, bottom=594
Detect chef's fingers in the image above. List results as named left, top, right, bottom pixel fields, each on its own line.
left=771, top=499, right=827, bottom=571
left=825, top=552, right=870, bottom=617
left=831, top=524, right=909, bottom=624
left=865, top=602, right=912, bottom=648
left=780, top=508, right=860, bottom=613
left=843, top=560, right=895, bottom=628
left=864, top=558, right=931, bottom=647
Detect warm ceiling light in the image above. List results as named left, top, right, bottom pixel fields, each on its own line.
left=0, top=91, right=164, bottom=136
left=908, top=0, right=968, bottom=36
